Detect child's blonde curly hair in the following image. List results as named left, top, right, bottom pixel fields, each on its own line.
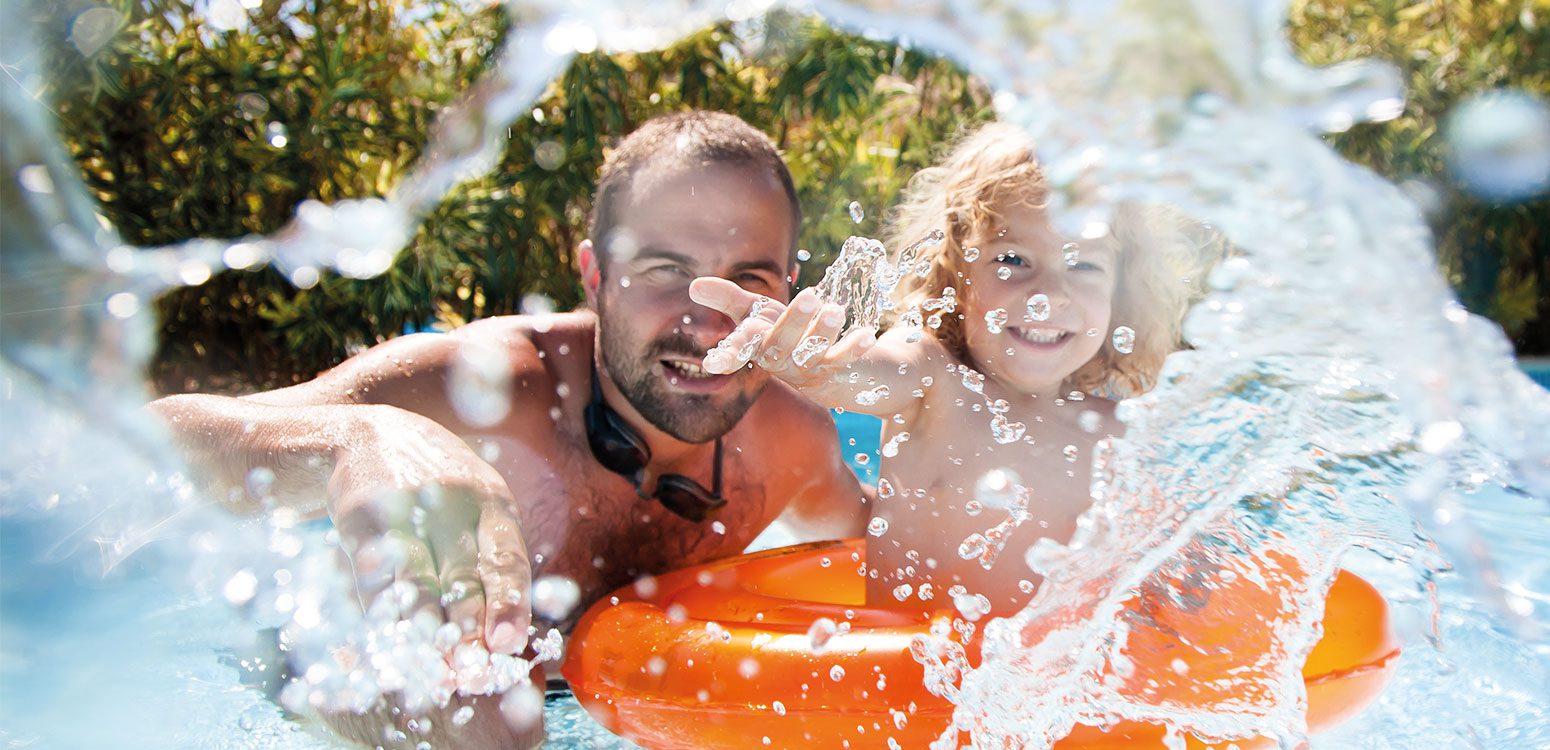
left=885, top=122, right=1222, bottom=399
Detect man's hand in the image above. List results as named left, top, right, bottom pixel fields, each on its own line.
left=328, top=407, right=533, bottom=655
left=690, top=278, right=876, bottom=387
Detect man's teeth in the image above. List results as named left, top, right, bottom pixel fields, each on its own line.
left=1014, top=328, right=1066, bottom=344
left=667, top=361, right=714, bottom=378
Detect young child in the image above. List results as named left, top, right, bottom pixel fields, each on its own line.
left=692, top=122, right=1215, bottom=616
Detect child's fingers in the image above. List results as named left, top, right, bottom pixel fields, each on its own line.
left=689, top=277, right=765, bottom=320
left=757, top=289, right=825, bottom=370
left=817, top=326, right=878, bottom=374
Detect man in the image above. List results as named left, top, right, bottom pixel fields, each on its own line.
left=150, top=111, right=865, bottom=747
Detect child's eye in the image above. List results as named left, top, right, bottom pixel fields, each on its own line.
left=1070, top=260, right=1104, bottom=272
left=994, top=252, right=1026, bottom=266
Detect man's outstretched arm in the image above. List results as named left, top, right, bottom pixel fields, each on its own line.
left=147, top=332, right=532, bottom=655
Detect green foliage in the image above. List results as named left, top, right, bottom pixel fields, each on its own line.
left=44, top=4, right=991, bottom=392
left=1288, top=0, right=1549, bottom=352
left=44, top=2, right=1546, bottom=394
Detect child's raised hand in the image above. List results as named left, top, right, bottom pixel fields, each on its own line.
left=689, top=277, right=876, bottom=388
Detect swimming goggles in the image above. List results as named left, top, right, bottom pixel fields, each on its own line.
left=585, top=362, right=726, bottom=522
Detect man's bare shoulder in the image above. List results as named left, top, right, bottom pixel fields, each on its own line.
left=451, top=311, right=597, bottom=377
left=741, top=381, right=842, bottom=456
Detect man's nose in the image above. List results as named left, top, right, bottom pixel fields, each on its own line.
left=676, top=301, right=736, bottom=341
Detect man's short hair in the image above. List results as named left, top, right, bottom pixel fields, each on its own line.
left=587, top=111, right=802, bottom=273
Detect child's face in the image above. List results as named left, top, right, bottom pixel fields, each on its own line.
left=960, top=204, right=1116, bottom=397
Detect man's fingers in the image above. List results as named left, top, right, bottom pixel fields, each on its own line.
left=818, top=326, right=878, bottom=373
left=382, top=528, right=444, bottom=621
left=700, top=291, right=789, bottom=375
left=477, top=502, right=532, bottom=654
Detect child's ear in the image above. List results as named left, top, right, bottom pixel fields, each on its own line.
left=578, top=240, right=602, bottom=308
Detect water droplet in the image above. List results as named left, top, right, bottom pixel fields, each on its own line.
left=711, top=521, right=726, bottom=535
left=984, top=308, right=1008, bottom=334
left=854, top=452, right=871, bottom=465
left=856, top=385, right=890, bottom=406
left=952, top=591, right=992, bottom=621
left=531, top=575, right=581, bottom=622
left=975, top=469, right=1022, bottom=509
left=996, top=266, right=1012, bottom=280
left=105, top=292, right=140, bottom=319
left=739, top=657, right=760, bottom=678
left=877, top=478, right=896, bottom=498
left=792, top=335, right=832, bottom=366
left=963, top=246, right=981, bottom=262
left=264, top=121, right=288, bottom=148
left=867, top=517, right=890, bottom=537
left=452, top=706, right=476, bottom=726
left=957, top=534, right=988, bottom=561
left=499, top=684, right=544, bottom=732
left=1170, top=658, right=1190, bottom=675
left=534, top=140, right=565, bottom=170
left=1079, top=410, right=1102, bottom=433
left=880, top=432, right=910, bottom=458
left=618, top=276, right=631, bottom=288
left=1026, top=294, right=1051, bottom=322
left=830, top=665, right=846, bottom=681
left=959, top=368, right=985, bottom=394
left=1444, top=89, right=1550, bottom=201
left=1111, top=325, right=1136, bottom=354
left=990, top=414, right=1026, bottom=444
left=807, top=618, right=838, bottom=651
left=797, top=249, right=812, bottom=262
left=772, top=700, right=787, bottom=716
left=1063, top=445, right=1079, bottom=462
left=848, top=201, right=865, bottom=223
left=964, top=500, right=983, bottom=516
left=1062, top=243, right=1081, bottom=266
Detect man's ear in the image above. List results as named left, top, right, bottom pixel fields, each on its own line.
left=578, top=239, right=601, bottom=309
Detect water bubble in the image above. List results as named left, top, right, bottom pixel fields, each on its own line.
left=867, top=517, right=890, bottom=537
left=877, top=478, right=896, bottom=498
left=206, top=0, right=249, bottom=31
left=959, top=368, right=985, bottom=394
left=1063, top=445, right=1079, bottom=462
left=772, top=700, right=786, bottom=716
left=739, top=657, right=760, bottom=678
left=984, top=308, right=1008, bottom=334
left=449, top=341, right=514, bottom=428
left=533, top=140, right=565, bottom=170
left=618, top=276, right=631, bottom=288
left=1111, top=326, right=1136, bottom=354
left=1078, top=410, right=1102, bottom=433
left=69, top=6, right=123, bottom=56
left=990, top=414, right=1026, bottom=444
left=792, top=335, right=832, bottom=366
left=856, top=385, right=890, bottom=407
left=958, top=534, right=988, bottom=561
left=178, top=260, right=212, bottom=286
left=264, top=121, right=289, bottom=149
left=829, top=665, right=846, bottom=681
left=105, top=292, right=140, bottom=319
left=531, top=575, right=581, bottom=622
left=854, top=452, right=871, bottom=465
left=1026, top=294, right=1051, bottom=322
left=797, top=249, right=812, bottom=262
left=964, top=500, right=983, bottom=516
left=952, top=591, right=992, bottom=621
left=646, top=656, right=667, bottom=675
left=17, top=164, right=52, bottom=194
left=1062, top=243, right=1081, bottom=266
left=996, top=266, right=1012, bottom=281
left=499, top=684, right=544, bottom=733
left=711, top=520, right=726, bottom=535
left=881, top=432, right=910, bottom=458
left=807, top=618, right=838, bottom=651
left=892, top=583, right=914, bottom=601
left=1444, top=90, right=1550, bottom=202
left=848, top=201, right=865, bottom=223
left=975, top=469, right=1022, bottom=509
left=963, top=246, right=981, bottom=262
left=223, top=569, right=257, bottom=605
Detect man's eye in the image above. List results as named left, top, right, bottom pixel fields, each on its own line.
left=994, top=252, right=1025, bottom=266
left=735, top=273, right=773, bottom=290
left=643, top=265, right=690, bottom=281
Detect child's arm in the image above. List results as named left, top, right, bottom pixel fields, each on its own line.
left=690, top=277, right=935, bottom=420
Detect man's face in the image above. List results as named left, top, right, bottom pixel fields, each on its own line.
left=596, top=162, right=796, bottom=443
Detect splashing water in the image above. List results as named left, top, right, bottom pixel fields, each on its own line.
left=4, top=0, right=1549, bottom=748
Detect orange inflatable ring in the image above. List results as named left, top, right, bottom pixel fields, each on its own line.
left=563, top=539, right=1400, bottom=749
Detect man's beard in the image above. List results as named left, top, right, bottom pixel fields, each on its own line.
left=598, top=318, right=761, bottom=443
